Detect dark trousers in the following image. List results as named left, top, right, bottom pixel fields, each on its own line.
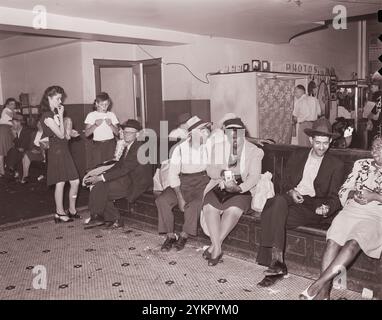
left=257, top=193, right=323, bottom=266
left=88, top=177, right=130, bottom=222
left=91, top=139, right=116, bottom=169
left=6, top=148, right=24, bottom=173
left=155, top=172, right=209, bottom=236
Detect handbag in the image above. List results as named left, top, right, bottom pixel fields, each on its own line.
left=251, top=171, right=275, bottom=212
left=212, top=178, right=250, bottom=203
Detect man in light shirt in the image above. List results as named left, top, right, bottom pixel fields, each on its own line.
left=292, top=85, right=321, bottom=147
left=257, top=118, right=344, bottom=287
left=156, top=116, right=211, bottom=252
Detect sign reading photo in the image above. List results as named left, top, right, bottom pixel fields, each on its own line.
left=272, top=61, right=327, bottom=75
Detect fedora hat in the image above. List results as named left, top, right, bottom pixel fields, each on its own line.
left=120, top=119, right=142, bottom=131
left=186, top=116, right=211, bottom=132
left=304, top=118, right=340, bottom=139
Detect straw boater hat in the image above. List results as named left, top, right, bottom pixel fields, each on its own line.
left=186, top=116, right=211, bottom=132
left=304, top=118, right=340, bottom=139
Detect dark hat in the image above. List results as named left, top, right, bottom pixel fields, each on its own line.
left=176, top=113, right=191, bottom=126
left=120, top=119, right=142, bottom=131
left=223, top=117, right=245, bottom=130
left=304, top=118, right=340, bottom=139
left=12, top=113, right=24, bottom=122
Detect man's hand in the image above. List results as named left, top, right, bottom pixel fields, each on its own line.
left=177, top=196, right=186, bottom=212
left=224, top=180, right=241, bottom=193
left=83, top=174, right=103, bottom=186
left=315, top=204, right=330, bottom=217
left=288, top=189, right=304, bottom=204
left=95, top=119, right=103, bottom=126
left=17, top=148, right=24, bottom=152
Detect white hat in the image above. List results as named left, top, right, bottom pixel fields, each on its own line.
left=186, top=116, right=211, bottom=132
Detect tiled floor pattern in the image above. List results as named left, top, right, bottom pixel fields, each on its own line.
left=0, top=212, right=362, bottom=300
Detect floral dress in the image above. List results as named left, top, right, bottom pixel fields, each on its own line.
left=326, top=159, right=382, bottom=258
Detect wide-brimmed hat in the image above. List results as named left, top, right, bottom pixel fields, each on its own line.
left=304, top=118, right=340, bottom=139
left=120, top=119, right=142, bottom=131
left=186, top=116, right=211, bottom=132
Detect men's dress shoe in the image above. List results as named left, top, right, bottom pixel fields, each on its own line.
left=263, top=260, right=288, bottom=276
left=161, top=237, right=177, bottom=252
left=174, top=236, right=187, bottom=251
left=84, top=216, right=105, bottom=229
left=110, top=220, right=124, bottom=229
left=257, top=274, right=285, bottom=288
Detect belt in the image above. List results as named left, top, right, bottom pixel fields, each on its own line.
left=180, top=170, right=207, bottom=176
left=93, top=139, right=115, bottom=144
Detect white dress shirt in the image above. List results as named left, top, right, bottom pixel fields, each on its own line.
left=295, top=150, right=323, bottom=197
left=293, top=94, right=321, bottom=123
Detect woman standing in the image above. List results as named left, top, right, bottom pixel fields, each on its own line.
left=200, top=117, right=264, bottom=266
left=0, top=98, right=17, bottom=177
left=300, top=136, right=382, bottom=300
left=40, top=86, right=80, bottom=222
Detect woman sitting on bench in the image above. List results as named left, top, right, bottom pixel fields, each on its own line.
left=300, top=136, right=382, bottom=300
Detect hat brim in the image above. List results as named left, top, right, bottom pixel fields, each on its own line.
left=304, top=128, right=340, bottom=139
left=188, top=121, right=212, bottom=132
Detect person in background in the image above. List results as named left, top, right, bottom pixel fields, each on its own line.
left=5, top=113, right=33, bottom=180
left=20, top=119, right=46, bottom=184
left=0, top=98, right=17, bottom=177
left=156, top=116, right=211, bottom=252
left=169, top=113, right=191, bottom=140
left=40, top=85, right=80, bottom=223
left=84, top=119, right=153, bottom=229
left=292, top=85, right=321, bottom=147
left=366, top=81, right=382, bottom=148
left=300, top=136, right=382, bottom=300
left=200, top=117, right=264, bottom=266
left=84, top=92, right=119, bottom=168
left=257, top=118, right=344, bottom=288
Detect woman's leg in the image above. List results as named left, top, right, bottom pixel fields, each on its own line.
left=219, top=207, right=243, bottom=245
left=22, top=154, right=31, bottom=181
left=68, top=179, right=80, bottom=213
left=55, top=181, right=66, bottom=215
left=203, top=203, right=222, bottom=257
left=306, top=239, right=361, bottom=299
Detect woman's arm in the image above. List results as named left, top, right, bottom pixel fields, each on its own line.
left=44, top=114, right=65, bottom=139
left=338, top=160, right=361, bottom=206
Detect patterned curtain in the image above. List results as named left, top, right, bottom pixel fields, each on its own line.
left=257, top=78, right=295, bottom=144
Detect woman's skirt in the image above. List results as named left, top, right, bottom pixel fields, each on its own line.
left=326, top=200, right=382, bottom=259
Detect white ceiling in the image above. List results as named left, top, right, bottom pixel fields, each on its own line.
left=0, top=0, right=380, bottom=44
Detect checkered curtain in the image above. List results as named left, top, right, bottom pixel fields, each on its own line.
left=257, top=78, right=295, bottom=144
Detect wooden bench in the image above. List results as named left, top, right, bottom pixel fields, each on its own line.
left=116, top=143, right=382, bottom=298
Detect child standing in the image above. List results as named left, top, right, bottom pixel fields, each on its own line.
left=84, top=92, right=119, bottom=168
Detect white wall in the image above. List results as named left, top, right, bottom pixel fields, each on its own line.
left=0, top=41, right=84, bottom=104
left=137, top=22, right=358, bottom=101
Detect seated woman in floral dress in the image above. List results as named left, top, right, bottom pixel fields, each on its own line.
left=300, top=136, right=382, bottom=300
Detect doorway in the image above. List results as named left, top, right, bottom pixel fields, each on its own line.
left=93, top=58, right=163, bottom=134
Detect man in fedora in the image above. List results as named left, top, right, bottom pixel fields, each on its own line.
left=156, top=115, right=211, bottom=252
left=256, top=118, right=345, bottom=287
left=84, top=119, right=153, bottom=229
left=5, top=113, right=33, bottom=179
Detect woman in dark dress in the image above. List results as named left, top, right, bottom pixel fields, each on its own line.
left=40, top=86, right=80, bottom=223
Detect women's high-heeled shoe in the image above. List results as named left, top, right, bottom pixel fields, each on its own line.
left=202, top=247, right=212, bottom=260
left=66, top=210, right=81, bottom=219
left=299, top=285, right=318, bottom=300
left=208, top=253, right=223, bottom=267
left=54, top=213, right=73, bottom=223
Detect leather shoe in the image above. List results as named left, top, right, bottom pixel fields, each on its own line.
left=263, top=260, right=288, bottom=276
left=174, top=236, right=187, bottom=251
left=208, top=252, right=223, bottom=266
left=202, top=247, right=212, bottom=260
left=161, top=237, right=177, bottom=252
left=84, top=215, right=105, bottom=229
left=257, top=274, right=284, bottom=288
left=105, top=219, right=124, bottom=229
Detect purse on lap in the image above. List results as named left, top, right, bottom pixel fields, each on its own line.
left=212, top=178, right=250, bottom=203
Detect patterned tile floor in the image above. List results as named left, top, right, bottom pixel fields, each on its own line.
left=0, top=209, right=364, bottom=300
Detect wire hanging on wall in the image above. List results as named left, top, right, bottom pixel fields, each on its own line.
left=137, top=45, right=212, bottom=84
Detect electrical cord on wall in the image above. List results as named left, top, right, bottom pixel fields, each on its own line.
left=137, top=45, right=212, bottom=84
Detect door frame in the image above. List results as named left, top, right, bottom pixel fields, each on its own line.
left=93, top=58, right=163, bottom=125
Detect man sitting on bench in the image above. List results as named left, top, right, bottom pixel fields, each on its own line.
left=257, top=118, right=345, bottom=287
